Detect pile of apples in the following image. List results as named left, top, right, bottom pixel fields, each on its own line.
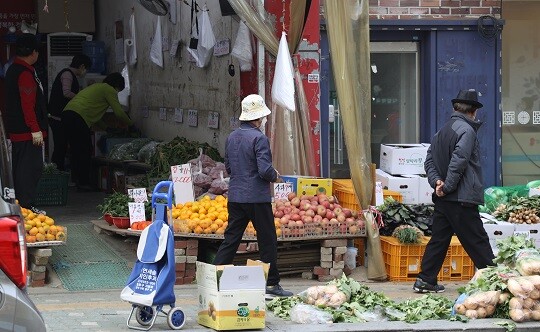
left=273, top=193, right=365, bottom=238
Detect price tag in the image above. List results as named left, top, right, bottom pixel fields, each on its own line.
left=514, top=230, right=531, bottom=239
left=171, top=164, right=195, bottom=204
left=159, top=107, right=167, bottom=120
left=213, top=38, right=230, bottom=57
left=174, top=108, right=183, bottom=123
left=128, top=188, right=148, bottom=203
left=273, top=183, right=293, bottom=201
left=375, top=181, right=384, bottom=206
left=187, top=109, right=198, bottom=127
left=129, top=202, right=146, bottom=224
left=207, top=111, right=219, bottom=129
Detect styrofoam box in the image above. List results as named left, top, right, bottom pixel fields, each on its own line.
left=401, top=174, right=433, bottom=205
left=530, top=188, right=540, bottom=197
left=514, top=223, right=540, bottom=248
left=376, top=169, right=419, bottom=204
left=379, top=143, right=430, bottom=175
left=483, top=221, right=515, bottom=253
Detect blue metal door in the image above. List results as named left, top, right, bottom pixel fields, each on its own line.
left=432, top=30, right=502, bottom=187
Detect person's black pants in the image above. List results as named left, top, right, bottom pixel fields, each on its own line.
left=11, top=140, right=43, bottom=208
left=213, top=202, right=280, bottom=286
left=49, top=117, right=67, bottom=171
left=419, top=200, right=495, bottom=285
left=61, top=110, right=92, bottom=186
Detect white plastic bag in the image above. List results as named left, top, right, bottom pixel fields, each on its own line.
left=271, top=31, right=296, bottom=111
left=150, top=16, right=163, bottom=67
left=118, top=65, right=130, bottom=106
left=290, top=304, right=333, bottom=324
left=231, top=21, right=253, bottom=71
left=187, top=8, right=215, bottom=68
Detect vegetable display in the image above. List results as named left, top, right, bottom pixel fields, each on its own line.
left=492, top=196, right=540, bottom=224
left=377, top=197, right=433, bottom=236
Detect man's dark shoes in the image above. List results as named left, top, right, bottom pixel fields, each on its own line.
left=266, top=284, right=293, bottom=299
left=413, top=278, right=445, bottom=293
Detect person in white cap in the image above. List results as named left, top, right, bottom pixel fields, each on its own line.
left=213, top=94, right=293, bottom=298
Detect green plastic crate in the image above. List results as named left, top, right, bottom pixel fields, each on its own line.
left=35, top=172, right=69, bottom=206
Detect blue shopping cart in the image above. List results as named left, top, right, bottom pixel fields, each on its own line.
left=121, top=181, right=185, bottom=330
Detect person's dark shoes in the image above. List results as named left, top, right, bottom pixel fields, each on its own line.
left=29, top=206, right=47, bottom=216
left=413, top=278, right=445, bottom=293
left=265, top=284, right=293, bottom=299
left=77, top=184, right=100, bottom=192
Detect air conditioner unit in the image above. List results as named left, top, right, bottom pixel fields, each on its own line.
left=47, top=32, right=93, bottom=98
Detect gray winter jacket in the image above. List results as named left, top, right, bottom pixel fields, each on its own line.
left=424, top=112, right=484, bottom=205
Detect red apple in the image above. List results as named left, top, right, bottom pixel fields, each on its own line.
left=317, top=206, right=327, bottom=217
left=274, top=210, right=284, bottom=218
left=291, top=197, right=301, bottom=207
left=287, top=192, right=296, bottom=201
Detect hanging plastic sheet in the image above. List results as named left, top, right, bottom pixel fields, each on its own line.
left=324, top=0, right=385, bottom=280
left=187, top=7, right=216, bottom=68
left=150, top=16, right=163, bottom=67
left=118, top=65, right=130, bottom=106
left=231, top=21, right=253, bottom=71
left=271, top=32, right=296, bottom=112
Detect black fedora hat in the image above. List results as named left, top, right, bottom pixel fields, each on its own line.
left=451, top=89, right=483, bottom=108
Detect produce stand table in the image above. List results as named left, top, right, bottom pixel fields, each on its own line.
left=27, top=237, right=67, bottom=287
left=91, top=219, right=365, bottom=283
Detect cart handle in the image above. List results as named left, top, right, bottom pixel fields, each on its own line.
left=152, top=181, right=174, bottom=209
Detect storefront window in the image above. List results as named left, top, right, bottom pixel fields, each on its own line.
left=330, top=42, right=419, bottom=178
left=501, top=3, right=540, bottom=186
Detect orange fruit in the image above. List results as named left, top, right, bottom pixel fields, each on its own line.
left=29, top=227, right=39, bottom=236
left=35, top=233, right=45, bottom=242
left=26, top=235, right=36, bottom=243
left=194, top=226, right=203, bottom=234
left=56, top=232, right=66, bottom=241
left=45, top=233, right=55, bottom=241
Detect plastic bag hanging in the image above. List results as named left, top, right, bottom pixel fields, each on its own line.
left=231, top=21, right=253, bottom=71
left=118, top=65, right=130, bottom=106
left=271, top=32, right=296, bottom=111
left=126, top=11, right=137, bottom=66
left=187, top=6, right=216, bottom=68
left=150, top=16, right=163, bottom=67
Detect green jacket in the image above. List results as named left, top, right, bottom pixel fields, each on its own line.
left=63, top=83, right=132, bottom=128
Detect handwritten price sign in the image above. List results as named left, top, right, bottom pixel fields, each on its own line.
left=129, top=202, right=146, bottom=224
left=273, top=183, right=293, bottom=201
left=171, top=164, right=195, bottom=204
left=128, top=188, right=148, bottom=203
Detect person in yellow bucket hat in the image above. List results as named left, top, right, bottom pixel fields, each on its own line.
left=213, top=94, right=293, bottom=298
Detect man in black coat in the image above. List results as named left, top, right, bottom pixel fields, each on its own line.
left=413, top=89, right=495, bottom=293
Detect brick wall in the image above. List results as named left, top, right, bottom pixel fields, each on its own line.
left=368, top=0, right=501, bottom=19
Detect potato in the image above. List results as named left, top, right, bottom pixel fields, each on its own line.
left=509, top=297, right=523, bottom=310
left=454, top=303, right=467, bottom=315
left=531, top=289, right=540, bottom=300
left=499, top=292, right=511, bottom=304
left=524, top=297, right=536, bottom=309
left=463, top=297, right=478, bottom=310
left=476, top=307, right=487, bottom=319
left=465, top=309, right=478, bottom=319
left=486, top=304, right=496, bottom=317
left=510, top=309, right=526, bottom=322
left=508, top=279, right=523, bottom=297
left=532, top=310, right=540, bottom=321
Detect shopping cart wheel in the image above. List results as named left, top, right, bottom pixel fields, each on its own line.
left=135, top=306, right=154, bottom=326
left=167, top=307, right=186, bottom=330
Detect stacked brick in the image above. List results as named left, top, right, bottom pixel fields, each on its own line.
left=174, top=239, right=198, bottom=285
left=28, top=248, right=51, bottom=287
left=313, top=239, right=350, bottom=282
left=367, top=0, right=501, bottom=20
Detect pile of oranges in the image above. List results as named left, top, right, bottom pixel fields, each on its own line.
left=171, top=195, right=228, bottom=235
left=21, top=208, right=66, bottom=243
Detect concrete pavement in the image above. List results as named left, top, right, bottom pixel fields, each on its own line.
left=27, top=188, right=540, bottom=331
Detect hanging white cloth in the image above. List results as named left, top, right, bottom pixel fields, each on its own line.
left=150, top=16, right=163, bottom=68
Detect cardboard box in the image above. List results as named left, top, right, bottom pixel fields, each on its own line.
left=281, top=176, right=332, bottom=196
left=376, top=169, right=419, bottom=204
left=379, top=144, right=430, bottom=175
left=297, top=177, right=332, bottom=196
left=196, top=260, right=268, bottom=330
left=482, top=221, right=515, bottom=254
